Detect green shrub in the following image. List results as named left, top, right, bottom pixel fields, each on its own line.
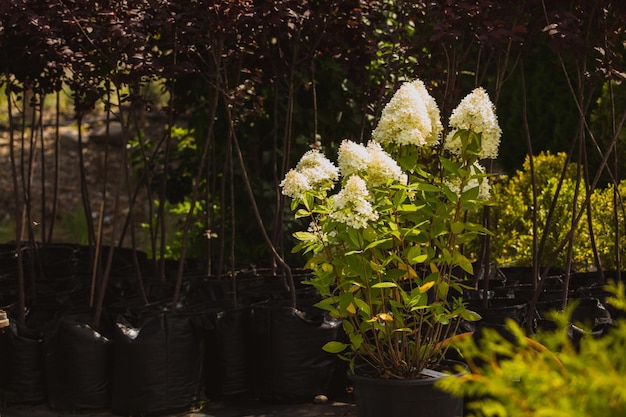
left=489, top=151, right=592, bottom=269
left=589, top=181, right=626, bottom=270
left=439, top=282, right=626, bottom=417
left=487, top=149, right=626, bottom=270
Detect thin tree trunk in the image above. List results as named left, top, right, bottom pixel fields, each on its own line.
left=7, top=76, right=27, bottom=328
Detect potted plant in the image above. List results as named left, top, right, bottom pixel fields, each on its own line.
left=280, top=79, right=502, bottom=416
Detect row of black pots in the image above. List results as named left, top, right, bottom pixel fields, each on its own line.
left=1, top=253, right=621, bottom=416
left=460, top=266, right=620, bottom=337
left=0, top=256, right=346, bottom=415
left=0, top=243, right=152, bottom=284
left=0, top=299, right=346, bottom=415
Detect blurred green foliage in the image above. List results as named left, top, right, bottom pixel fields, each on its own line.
left=439, top=281, right=626, bottom=416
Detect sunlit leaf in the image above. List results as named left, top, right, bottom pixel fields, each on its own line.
left=372, top=282, right=398, bottom=288
left=419, top=281, right=435, bottom=293
left=322, top=341, right=348, bottom=353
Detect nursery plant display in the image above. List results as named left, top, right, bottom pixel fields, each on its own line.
left=282, top=79, right=502, bottom=416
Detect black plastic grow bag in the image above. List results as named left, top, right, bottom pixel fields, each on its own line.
left=44, top=311, right=113, bottom=411
left=111, top=310, right=206, bottom=415
left=249, top=303, right=346, bottom=403
left=0, top=322, right=46, bottom=404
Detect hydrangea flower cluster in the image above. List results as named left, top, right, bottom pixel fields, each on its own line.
left=282, top=79, right=502, bottom=380
left=445, top=162, right=491, bottom=201
left=337, top=140, right=371, bottom=176
left=337, top=140, right=404, bottom=187
left=328, top=175, right=379, bottom=229
left=282, top=81, right=501, bottom=230
left=364, top=141, right=406, bottom=186
left=444, top=87, right=502, bottom=159
left=280, top=149, right=338, bottom=199
left=280, top=80, right=502, bottom=228
left=371, top=79, right=443, bottom=147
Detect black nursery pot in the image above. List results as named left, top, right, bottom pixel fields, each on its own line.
left=111, top=309, right=206, bottom=416
left=249, top=302, right=346, bottom=403
left=467, top=298, right=529, bottom=327
left=496, top=266, right=564, bottom=286
left=0, top=323, right=46, bottom=405
left=44, top=311, right=113, bottom=411
left=0, top=301, right=69, bottom=405
left=204, top=305, right=255, bottom=398
left=348, top=361, right=466, bottom=417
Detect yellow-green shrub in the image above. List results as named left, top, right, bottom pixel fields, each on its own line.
left=439, top=282, right=626, bottom=417
left=489, top=151, right=593, bottom=269
left=589, top=181, right=626, bottom=270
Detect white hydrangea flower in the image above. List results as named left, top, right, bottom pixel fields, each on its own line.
left=415, top=80, right=444, bottom=147
left=365, top=141, right=404, bottom=186
left=296, top=149, right=340, bottom=186
left=330, top=176, right=379, bottom=229
left=280, top=169, right=311, bottom=199
left=477, top=177, right=492, bottom=200
left=472, top=162, right=492, bottom=200
left=280, top=150, right=339, bottom=198
left=337, top=140, right=371, bottom=177
left=307, top=220, right=322, bottom=233
left=444, top=162, right=491, bottom=200
left=445, top=87, right=502, bottom=159
left=372, top=79, right=443, bottom=147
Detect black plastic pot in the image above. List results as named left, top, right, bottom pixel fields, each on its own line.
left=348, top=361, right=466, bottom=417
left=459, top=278, right=507, bottom=300
left=0, top=300, right=70, bottom=405
left=204, top=306, right=255, bottom=398
left=111, top=310, right=206, bottom=415
left=249, top=303, right=346, bottom=403
left=0, top=323, right=46, bottom=405
left=44, top=311, right=113, bottom=411
left=467, top=298, right=529, bottom=327
left=496, top=266, right=564, bottom=286
left=536, top=297, right=614, bottom=348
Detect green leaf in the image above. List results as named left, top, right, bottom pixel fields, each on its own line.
left=392, top=189, right=407, bottom=206
left=349, top=333, right=363, bottom=350
left=406, top=293, right=425, bottom=309
left=347, top=227, right=362, bottom=248
left=292, top=231, right=317, bottom=242
left=439, top=156, right=460, bottom=175
left=338, top=292, right=354, bottom=313
left=314, top=297, right=337, bottom=311
left=385, top=269, right=408, bottom=281
left=443, top=184, right=459, bottom=204
left=406, top=246, right=421, bottom=262
left=398, top=204, right=420, bottom=212
left=451, top=221, right=465, bottom=234
left=460, top=308, right=482, bottom=322
left=372, top=282, right=398, bottom=289
left=364, top=238, right=393, bottom=251
left=363, top=226, right=377, bottom=242
left=415, top=183, right=441, bottom=192
left=322, top=341, right=349, bottom=353
left=353, top=297, right=371, bottom=316
left=294, top=208, right=311, bottom=219
left=438, top=281, right=449, bottom=299
left=457, top=254, right=474, bottom=274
